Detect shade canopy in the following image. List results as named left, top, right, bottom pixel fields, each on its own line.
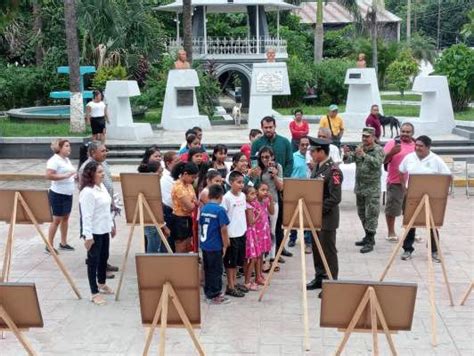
left=155, top=0, right=297, bottom=13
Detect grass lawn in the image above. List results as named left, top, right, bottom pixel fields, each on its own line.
left=381, top=94, right=421, bottom=101
left=0, top=117, right=87, bottom=137
left=454, top=108, right=474, bottom=121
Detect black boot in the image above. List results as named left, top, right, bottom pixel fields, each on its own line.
left=355, top=229, right=368, bottom=246
left=306, top=277, right=323, bottom=290
left=360, top=231, right=375, bottom=253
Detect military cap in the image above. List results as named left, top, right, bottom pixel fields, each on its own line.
left=308, top=136, right=332, bottom=149
left=362, top=127, right=375, bottom=136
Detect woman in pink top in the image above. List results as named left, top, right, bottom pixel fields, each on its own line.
left=289, top=109, right=309, bottom=152
left=383, top=122, right=415, bottom=241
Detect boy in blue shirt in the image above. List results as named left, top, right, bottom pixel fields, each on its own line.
left=200, top=184, right=231, bottom=304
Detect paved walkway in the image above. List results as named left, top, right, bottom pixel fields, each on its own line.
left=0, top=178, right=473, bottom=355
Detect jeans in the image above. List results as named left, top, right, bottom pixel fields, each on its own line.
left=203, top=250, right=223, bottom=299
left=86, top=233, right=109, bottom=295
left=403, top=228, right=438, bottom=253
left=289, top=230, right=312, bottom=245
left=144, top=226, right=161, bottom=253
left=159, top=205, right=175, bottom=253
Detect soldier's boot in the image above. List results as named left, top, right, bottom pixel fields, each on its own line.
left=360, top=231, right=375, bottom=254
left=355, top=229, right=368, bottom=246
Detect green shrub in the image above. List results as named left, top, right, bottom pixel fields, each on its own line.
left=323, top=26, right=354, bottom=59
left=386, top=50, right=419, bottom=97
left=313, top=58, right=354, bottom=105
left=434, top=44, right=474, bottom=111
left=91, top=65, right=128, bottom=90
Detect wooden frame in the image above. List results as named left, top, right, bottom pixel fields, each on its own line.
left=0, top=283, right=43, bottom=356
left=136, top=254, right=204, bottom=356
left=460, top=282, right=473, bottom=306
left=0, top=190, right=81, bottom=299
left=115, top=174, right=173, bottom=301
left=380, top=175, right=454, bottom=346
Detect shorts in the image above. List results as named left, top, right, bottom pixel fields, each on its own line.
left=171, top=214, right=193, bottom=241
left=48, top=190, right=73, bottom=216
left=385, top=183, right=404, bottom=217
left=90, top=116, right=106, bottom=135
left=223, top=234, right=246, bottom=268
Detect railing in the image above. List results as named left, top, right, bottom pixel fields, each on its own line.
left=168, top=37, right=287, bottom=57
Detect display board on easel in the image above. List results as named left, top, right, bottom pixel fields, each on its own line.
left=136, top=254, right=204, bottom=356
left=0, top=190, right=81, bottom=299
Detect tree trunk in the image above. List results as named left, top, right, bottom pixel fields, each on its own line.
left=32, top=0, right=43, bottom=65
left=64, top=0, right=85, bottom=133
left=182, top=0, right=193, bottom=64
left=314, top=0, right=323, bottom=63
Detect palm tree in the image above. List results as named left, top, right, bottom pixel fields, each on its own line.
left=64, top=0, right=85, bottom=133
left=32, top=0, right=43, bottom=65
left=182, top=0, right=193, bottom=63
left=314, top=0, right=324, bottom=62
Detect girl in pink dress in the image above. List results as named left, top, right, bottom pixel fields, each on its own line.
left=243, top=186, right=261, bottom=291
left=253, top=182, right=274, bottom=285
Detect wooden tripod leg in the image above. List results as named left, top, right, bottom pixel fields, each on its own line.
left=142, top=288, right=165, bottom=356
left=168, top=284, right=206, bottom=356
left=335, top=288, right=371, bottom=356
left=138, top=194, right=146, bottom=253
left=115, top=202, right=139, bottom=301
left=0, top=306, right=36, bottom=356
left=141, top=197, right=173, bottom=253
left=301, top=201, right=333, bottom=280
left=379, top=196, right=427, bottom=281
left=424, top=197, right=438, bottom=346
left=298, top=201, right=310, bottom=351
left=429, top=212, right=454, bottom=306
left=17, top=194, right=82, bottom=299
left=373, top=294, right=398, bottom=356
left=159, top=283, right=170, bottom=356
left=368, top=289, right=379, bottom=356
left=258, top=205, right=299, bottom=302
left=2, top=193, right=19, bottom=282
left=460, top=282, right=474, bottom=306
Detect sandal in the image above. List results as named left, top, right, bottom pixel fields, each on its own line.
left=245, top=282, right=259, bottom=291
left=236, top=284, right=249, bottom=293
left=98, top=284, right=114, bottom=295
left=91, top=294, right=106, bottom=305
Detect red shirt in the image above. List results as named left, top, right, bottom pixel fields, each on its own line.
left=365, top=114, right=382, bottom=139
left=240, top=143, right=251, bottom=160
left=289, top=120, right=309, bottom=140
left=180, top=152, right=209, bottom=163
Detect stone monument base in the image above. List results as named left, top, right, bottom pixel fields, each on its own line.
left=107, top=123, right=154, bottom=141
left=162, top=115, right=211, bottom=131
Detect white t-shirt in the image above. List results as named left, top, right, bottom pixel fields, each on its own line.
left=306, top=144, right=342, bottom=164
left=221, top=191, right=247, bottom=238
left=46, top=154, right=75, bottom=195
left=399, top=152, right=451, bottom=185
left=86, top=101, right=106, bottom=117
left=160, top=169, right=174, bottom=208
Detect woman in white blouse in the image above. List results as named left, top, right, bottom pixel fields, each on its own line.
left=85, top=90, right=109, bottom=142
left=79, top=161, right=116, bottom=305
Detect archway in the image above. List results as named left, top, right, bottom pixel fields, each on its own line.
left=215, top=64, right=252, bottom=111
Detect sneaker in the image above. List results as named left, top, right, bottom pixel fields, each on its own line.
left=106, top=263, right=119, bottom=272
left=236, top=284, right=249, bottom=293
left=106, top=271, right=115, bottom=279
left=225, top=288, right=245, bottom=298
left=305, top=245, right=312, bottom=254
left=431, top=252, right=441, bottom=263
left=385, top=235, right=398, bottom=242
left=59, top=243, right=75, bottom=251
left=401, top=251, right=412, bottom=260
left=207, top=295, right=231, bottom=305
left=288, top=240, right=296, bottom=247
left=415, top=235, right=424, bottom=243
left=45, top=246, right=59, bottom=255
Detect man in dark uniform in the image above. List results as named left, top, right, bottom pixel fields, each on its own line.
left=306, top=138, right=343, bottom=297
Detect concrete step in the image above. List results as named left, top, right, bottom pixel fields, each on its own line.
left=452, top=126, right=474, bottom=140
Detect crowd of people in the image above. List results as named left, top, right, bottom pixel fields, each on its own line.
left=44, top=107, right=452, bottom=305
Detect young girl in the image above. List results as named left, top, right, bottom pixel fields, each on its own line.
left=171, top=162, right=199, bottom=253
left=211, top=144, right=228, bottom=179
left=243, top=186, right=261, bottom=291
left=199, top=169, right=223, bottom=207
left=253, top=182, right=274, bottom=283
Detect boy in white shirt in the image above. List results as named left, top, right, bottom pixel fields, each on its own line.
left=221, top=171, right=247, bottom=297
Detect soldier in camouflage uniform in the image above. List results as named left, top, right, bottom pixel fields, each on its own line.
left=343, top=127, right=384, bottom=253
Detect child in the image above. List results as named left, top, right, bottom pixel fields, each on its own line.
left=171, top=162, right=199, bottom=253
left=254, top=182, right=274, bottom=281
left=240, top=129, right=262, bottom=161
left=221, top=171, right=247, bottom=297
left=199, top=184, right=230, bottom=304
left=243, top=186, right=261, bottom=291
left=211, top=144, right=228, bottom=179
left=199, top=169, right=224, bottom=207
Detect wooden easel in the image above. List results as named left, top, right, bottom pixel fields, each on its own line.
left=142, top=281, right=205, bottom=356
left=460, top=282, right=473, bottom=306
left=379, top=194, right=454, bottom=346
left=258, top=198, right=333, bottom=351
left=0, top=192, right=81, bottom=299
left=0, top=305, right=37, bottom=356
left=115, top=193, right=173, bottom=301
left=335, top=286, right=397, bottom=356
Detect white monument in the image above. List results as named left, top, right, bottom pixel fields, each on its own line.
left=343, top=68, right=383, bottom=129
left=248, top=62, right=291, bottom=129
left=409, top=75, right=455, bottom=135
left=104, top=80, right=153, bottom=141
left=161, top=69, right=210, bottom=131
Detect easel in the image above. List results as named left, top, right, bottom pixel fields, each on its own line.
left=379, top=194, right=454, bottom=346
left=258, top=198, right=333, bottom=351
left=142, top=281, right=205, bottom=356
left=0, top=192, right=81, bottom=299
left=335, top=286, right=397, bottom=356
left=460, top=281, right=473, bottom=306
left=115, top=193, right=173, bottom=301
left=0, top=305, right=37, bottom=356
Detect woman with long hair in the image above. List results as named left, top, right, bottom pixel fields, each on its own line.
left=86, top=90, right=109, bottom=142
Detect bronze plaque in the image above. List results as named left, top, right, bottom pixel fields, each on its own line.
left=176, top=89, right=194, bottom=106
